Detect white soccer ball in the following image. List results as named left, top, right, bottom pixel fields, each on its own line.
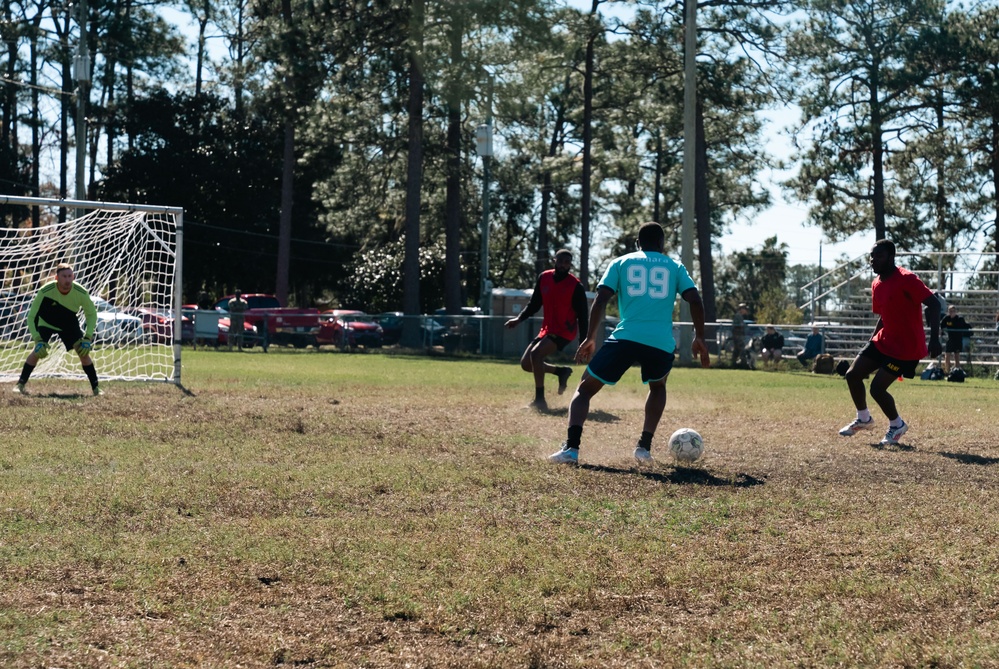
left=668, top=428, right=704, bottom=463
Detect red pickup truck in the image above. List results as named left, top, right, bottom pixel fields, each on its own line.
left=215, top=294, right=320, bottom=349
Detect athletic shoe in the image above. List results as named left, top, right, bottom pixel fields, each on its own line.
left=526, top=399, right=548, bottom=412
left=556, top=367, right=573, bottom=395
left=548, top=443, right=579, bottom=464
left=880, top=421, right=908, bottom=445
left=92, top=386, right=103, bottom=397
left=12, top=382, right=26, bottom=395
left=838, top=417, right=874, bottom=436
left=634, top=445, right=653, bottom=462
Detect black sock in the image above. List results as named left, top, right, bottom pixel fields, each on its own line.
left=638, top=431, right=654, bottom=450
left=535, top=387, right=545, bottom=402
left=18, top=362, right=35, bottom=385
left=83, top=363, right=99, bottom=388
left=566, top=425, right=583, bottom=449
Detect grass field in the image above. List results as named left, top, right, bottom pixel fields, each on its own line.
left=3, top=349, right=999, bottom=668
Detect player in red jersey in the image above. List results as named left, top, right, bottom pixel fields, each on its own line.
left=838, top=240, right=941, bottom=445
left=505, top=249, right=589, bottom=412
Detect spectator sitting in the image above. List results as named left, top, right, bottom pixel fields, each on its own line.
left=796, top=325, right=824, bottom=367
left=939, top=305, right=971, bottom=373
left=760, top=325, right=784, bottom=367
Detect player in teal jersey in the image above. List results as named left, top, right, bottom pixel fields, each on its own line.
left=11, top=263, right=102, bottom=396
left=549, top=222, right=708, bottom=464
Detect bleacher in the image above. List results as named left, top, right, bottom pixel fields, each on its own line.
left=798, top=252, right=999, bottom=370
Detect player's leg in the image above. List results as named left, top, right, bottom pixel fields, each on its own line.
left=14, top=327, right=58, bottom=393
left=62, top=329, right=100, bottom=395
left=634, top=346, right=674, bottom=461
left=549, top=373, right=604, bottom=464
left=868, top=368, right=899, bottom=420
left=526, top=337, right=558, bottom=411
left=550, top=340, right=628, bottom=463
left=839, top=352, right=880, bottom=436
left=870, top=363, right=911, bottom=445
left=518, top=339, right=537, bottom=372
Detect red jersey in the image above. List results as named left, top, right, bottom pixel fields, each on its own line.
left=871, top=266, right=933, bottom=361
left=538, top=270, right=581, bottom=340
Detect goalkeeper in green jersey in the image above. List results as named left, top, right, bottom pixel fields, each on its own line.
left=11, top=263, right=102, bottom=396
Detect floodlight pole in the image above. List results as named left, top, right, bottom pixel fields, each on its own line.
left=678, top=0, right=697, bottom=364
left=478, top=72, right=495, bottom=315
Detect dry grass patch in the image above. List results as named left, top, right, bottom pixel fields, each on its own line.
left=2, top=351, right=999, bottom=667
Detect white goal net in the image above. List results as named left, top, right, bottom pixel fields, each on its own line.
left=0, top=196, right=183, bottom=385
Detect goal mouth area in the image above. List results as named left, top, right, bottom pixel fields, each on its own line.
left=1, top=196, right=184, bottom=386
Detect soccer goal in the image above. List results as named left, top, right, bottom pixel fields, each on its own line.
left=0, top=196, right=184, bottom=385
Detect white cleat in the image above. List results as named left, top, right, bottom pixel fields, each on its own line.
left=839, top=417, right=874, bottom=436
left=880, top=421, right=908, bottom=445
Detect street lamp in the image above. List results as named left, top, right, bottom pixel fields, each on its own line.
left=476, top=71, right=495, bottom=315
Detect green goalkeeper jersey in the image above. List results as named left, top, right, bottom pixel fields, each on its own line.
left=27, top=281, right=97, bottom=342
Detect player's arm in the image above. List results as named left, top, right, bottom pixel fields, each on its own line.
left=871, top=317, right=883, bottom=339
left=80, top=291, right=98, bottom=341
left=25, top=290, right=44, bottom=342
left=575, top=285, right=613, bottom=364
left=571, top=283, right=589, bottom=340
left=681, top=288, right=710, bottom=367
left=922, top=294, right=942, bottom=357
left=505, top=276, right=543, bottom=329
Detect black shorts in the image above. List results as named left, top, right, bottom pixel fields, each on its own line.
left=37, top=324, right=84, bottom=351
left=945, top=337, right=964, bottom=353
left=859, top=341, right=918, bottom=379
left=586, top=338, right=674, bottom=385
left=533, top=334, right=573, bottom=352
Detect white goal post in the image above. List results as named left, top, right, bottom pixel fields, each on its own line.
left=0, top=195, right=184, bottom=385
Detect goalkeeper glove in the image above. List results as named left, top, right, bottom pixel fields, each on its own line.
left=73, top=338, right=93, bottom=356
left=33, top=342, right=50, bottom=359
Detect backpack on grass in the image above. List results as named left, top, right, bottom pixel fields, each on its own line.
left=812, top=354, right=834, bottom=374
left=947, top=367, right=966, bottom=383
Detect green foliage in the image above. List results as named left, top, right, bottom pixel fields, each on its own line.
left=714, top=235, right=791, bottom=319
left=340, top=236, right=449, bottom=312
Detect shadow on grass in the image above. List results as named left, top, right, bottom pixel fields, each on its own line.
left=870, top=441, right=916, bottom=452
left=580, top=463, right=765, bottom=488
left=939, top=451, right=999, bottom=466
left=538, top=407, right=619, bottom=422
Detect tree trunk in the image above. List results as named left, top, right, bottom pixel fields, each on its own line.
left=444, top=15, right=462, bottom=314
left=992, top=114, right=999, bottom=255
left=401, top=0, right=425, bottom=347
left=695, top=102, right=716, bottom=323
left=870, top=80, right=886, bottom=241
left=580, top=3, right=601, bottom=288
left=275, top=0, right=295, bottom=304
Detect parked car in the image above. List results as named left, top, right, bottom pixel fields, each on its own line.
left=434, top=307, right=482, bottom=352
left=317, top=310, right=384, bottom=349
left=376, top=312, right=447, bottom=346
left=214, top=294, right=319, bottom=348
left=125, top=307, right=195, bottom=344
left=91, top=298, right=144, bottom=346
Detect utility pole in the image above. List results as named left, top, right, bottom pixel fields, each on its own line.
left=679, top=0, right=697, bottom=364
left=73, top=0, right=90, bottom=217
left=476, top=72, right=494, bottom=315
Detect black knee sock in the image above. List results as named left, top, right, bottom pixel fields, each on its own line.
left=18, top=362, right=34, bottom=385
left=535, top=387, right=545, bottom=402
left=82, top=363, right=99, bottom=388
left=638, top=431, right=654, bottom=450
left=566, top=425, right=583, bottom=449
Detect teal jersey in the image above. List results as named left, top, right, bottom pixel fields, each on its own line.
left=598, top=250, right=696, bottom=352
left=27, top=281, right=97, bottom=341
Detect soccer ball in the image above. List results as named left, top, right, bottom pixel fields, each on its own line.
left=668, top=428, right=704, bottom=463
